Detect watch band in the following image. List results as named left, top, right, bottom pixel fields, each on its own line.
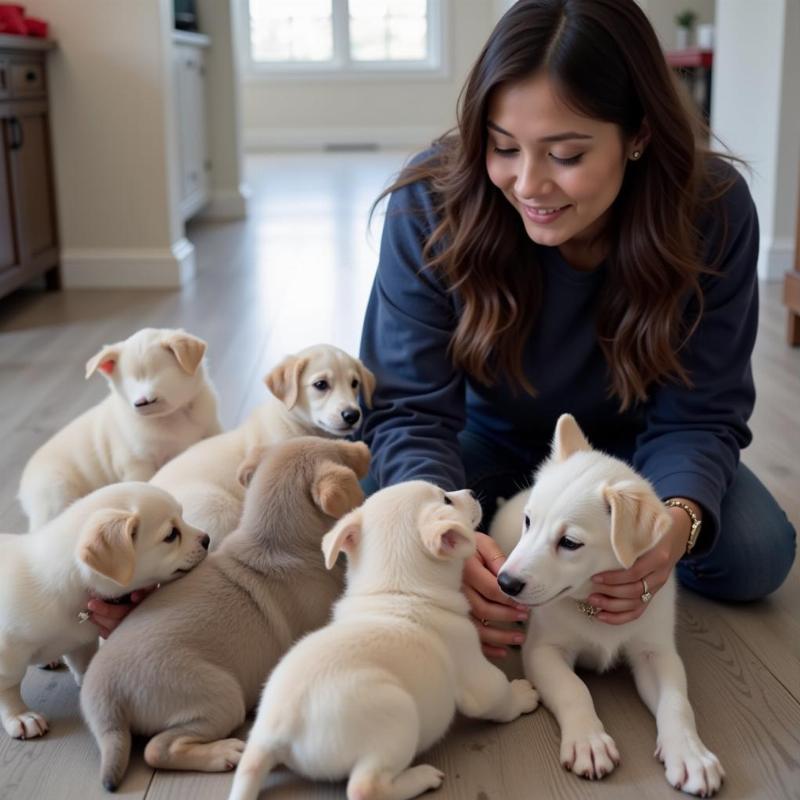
left=665, top=499, right=702, bottom=554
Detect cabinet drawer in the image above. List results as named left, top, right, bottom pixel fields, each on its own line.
left=10, top=61, right=45, bottom=97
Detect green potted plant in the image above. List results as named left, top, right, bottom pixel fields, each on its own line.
left=675, top=9, right=697, bottom=49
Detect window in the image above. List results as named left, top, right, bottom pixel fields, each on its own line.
left=244, top=0, right=445, bottom=76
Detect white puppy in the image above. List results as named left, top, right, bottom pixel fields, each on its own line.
left=151, top=343, right=375, bottom=548
left=0, top=482, right=210, bottom=740
left=229, top=481, right=539, bottom=800
left=18, top=327, right=222, bottom=530
left=490, top=414, right=724, bottom=797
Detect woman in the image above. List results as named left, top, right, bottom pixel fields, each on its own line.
left=359, top=0, right=796, bottom=658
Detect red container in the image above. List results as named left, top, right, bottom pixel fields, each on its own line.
left=24, top=16, right=47, bottom=37
left=0, top=4, right=27, bottom=35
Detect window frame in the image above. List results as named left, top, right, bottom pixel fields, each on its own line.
left=239, top=0, right=450, bottom=82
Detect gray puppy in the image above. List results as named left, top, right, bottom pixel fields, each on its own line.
left=80, top=436, right=370, bottom=792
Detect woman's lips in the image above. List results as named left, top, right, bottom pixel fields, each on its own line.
left=520, top=202, right=571, bottom=224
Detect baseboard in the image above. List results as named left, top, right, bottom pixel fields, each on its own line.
left=196, top=185, right=250, bottom=221
left=243, top=125, right=443, bottom=152
left=759, top=237, right=795, bottom=283
left=61, top=238, right=196, bottom=289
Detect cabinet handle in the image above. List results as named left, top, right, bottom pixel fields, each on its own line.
left=0, top=68, right=6, bottom=92
left=25, top=70, right=37, bottom=82
left=8, top=117, right=23, bottom=150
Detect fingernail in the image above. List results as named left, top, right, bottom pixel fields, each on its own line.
left=515, top=603, right=528, bottom=612
left=593, top=575, right=605, bottom=584
left=87, top=600, right=97, bottom=610
left=515, top=612, right=529, bottom=621
left=512, top=634, right=525, bottom=645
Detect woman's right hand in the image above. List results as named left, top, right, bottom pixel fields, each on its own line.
left=463, top=531, right=529, bottom=658
left=87, top=586, right=156, bottom=638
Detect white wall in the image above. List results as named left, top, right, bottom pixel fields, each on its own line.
left=637, top=0, right=715, bottom=50
left=242, top=0, right=500, bottom=151
left=712, top=0, right=800, bottom=281
left=29, top=0, right=195, bottom=287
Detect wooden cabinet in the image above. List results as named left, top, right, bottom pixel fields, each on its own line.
left=0, top=37, right=59, bottom=300
left=173, top=32, right=210, bottom=221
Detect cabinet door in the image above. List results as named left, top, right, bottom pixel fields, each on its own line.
left=0, top=117, right=18, bottom=272
left=8, top=110, right=56, bottom=262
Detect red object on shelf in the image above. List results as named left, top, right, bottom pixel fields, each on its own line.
left=664, top=48, right=713, bottom=69
left=0, top=4, right=27, bottom=35
left=23, top=16, right=47, bottom=37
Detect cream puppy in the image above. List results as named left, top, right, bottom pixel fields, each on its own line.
left=18, top=327, right=222, bottom=530
left=80, top=437, right=369, bottom=792
left=0, top=482, right=210, bottom=740
left=151, top=343, right=375, bottom=548
left=490, top=414, right=724, bottom=797
left=229, top=481, right=539, bottom=800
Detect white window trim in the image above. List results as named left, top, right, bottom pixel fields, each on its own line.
left=238, top=0, right=450, bottom=82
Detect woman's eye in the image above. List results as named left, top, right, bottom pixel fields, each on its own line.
left=351, top=379, right=359, bottom=389
left=492, top=146, right=519, bottom=157
left=550, top=153, right=583, bottom=166
left=524, top=515, right=530, bottom=530
left=313, top=380, right=329, bottom=391
left=443, top=495, right=453, bottom=505
left=164, top=527, right=180, bottom=543
left=558, top=536, right=583, bottom=551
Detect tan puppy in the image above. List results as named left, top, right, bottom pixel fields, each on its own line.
left=80, top=437, right=370, bottom=793
left=151, top=343, right=375, bottom=548
left=0, top=482, right=209, bottom=740
left=491, top=415, right=724, bottom=797
left=18, top=327, right=222, bottom=530
left=229, top=481, right=539, bottom=800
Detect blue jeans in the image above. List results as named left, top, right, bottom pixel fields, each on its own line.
left=458, top=429, right=796, bottom=603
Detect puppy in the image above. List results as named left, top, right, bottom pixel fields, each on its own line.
left=19, top=327, right=222, bottom=530
left=229, top=481, right=539, bottom=800
left=151, top=343, right=375, bottom=548
left=80, top=437, right=370, bottom=792
left=0, top=482, right=209, bottom=740
left=490, top=414, right=724, bottom=797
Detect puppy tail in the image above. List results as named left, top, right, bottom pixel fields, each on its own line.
left=98, top=727, right=132, bottom=792
left=228, top=740, right=282, bottom=800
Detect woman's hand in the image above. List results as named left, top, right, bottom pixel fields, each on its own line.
left=589, top=503, right=696, bottom=624
left=88, top=585, right=157, bottom=638
left=463, top=532, right=529, bottom=659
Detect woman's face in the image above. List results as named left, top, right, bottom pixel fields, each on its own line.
left=485, top=72, right=640, bottom=268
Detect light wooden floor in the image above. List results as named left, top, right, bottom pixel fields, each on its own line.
left=0, top=152, right=798, bottom=800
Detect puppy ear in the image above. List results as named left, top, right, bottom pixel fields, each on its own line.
left=313, top=462, right=365, bottom=519
left=421, top=517, right=476, bottom=561
left=237, top=446, right=270, bottom=488
left=604, top=481, right=672, bottom=568
left=162, top=330, right=207, bottom=375
left=77, top=509, right=139, bottom=586
left=264, top=355, right=310, bottom=410
left=356, top=362, right=376, bottom=409
left=321, top=509, right=363, bottom=569
left=552, top=414, right=592, bottom=461
left=85, top=344, right=120, bottom=379
left=338, top=441, right=371, bottom=479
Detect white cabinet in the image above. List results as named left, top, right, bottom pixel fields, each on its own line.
left=173, top=32, right=210, bottom=220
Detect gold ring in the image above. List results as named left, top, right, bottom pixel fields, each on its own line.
left=480, top=617, right=490, bottom=627
left=577, top=601, right=600, bottom=617
left=641, top=577, right=653, bottom=604
left=489, top=554, right=506, bottom=562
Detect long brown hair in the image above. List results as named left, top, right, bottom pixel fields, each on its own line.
left=376, top=0, right=737, bottom=410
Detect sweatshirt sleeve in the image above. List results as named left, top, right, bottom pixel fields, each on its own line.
left=359, top=178, right=466, bottom=490
left=633, top=167, right=759, bottom=550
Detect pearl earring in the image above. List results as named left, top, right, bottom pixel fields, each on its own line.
left=631, top=150, right=642, bottom=160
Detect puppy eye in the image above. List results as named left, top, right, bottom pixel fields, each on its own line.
left=524, top=515, right=530, bottom=530
left=558, top=536, right=583, bottom=551
left=443, top=495, right=453, bottom=505
left=351, top=378, right=359, bottom=389
left=313, top=380, right=329, bottom=391
left=164, top=527, right=181, bottom=543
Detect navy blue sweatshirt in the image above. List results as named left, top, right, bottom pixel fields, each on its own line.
left=359, top=157, right=759, bottom=544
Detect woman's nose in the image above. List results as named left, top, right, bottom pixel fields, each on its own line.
left=514, top=157, right=554, bottom=200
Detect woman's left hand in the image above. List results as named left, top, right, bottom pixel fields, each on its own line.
left=588, top=506, right=693, bottom=625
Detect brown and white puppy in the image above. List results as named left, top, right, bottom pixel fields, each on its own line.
left=229, top=481, right=539, bottom=800
left=80, top=436, right=370, bottom=793
left=150, top=343, right=375, bottom=548
left=0, top=482, right=209, bottom=740
left=18, top=327, right=222, bottom=531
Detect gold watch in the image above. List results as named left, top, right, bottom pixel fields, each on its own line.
left=665, top=499, right=702, bottom=554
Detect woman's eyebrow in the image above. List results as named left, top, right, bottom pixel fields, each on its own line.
left=487, top=120, right=593, bottom=143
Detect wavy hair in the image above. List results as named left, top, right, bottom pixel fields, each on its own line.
left=376, top=0, right=738, bottom=410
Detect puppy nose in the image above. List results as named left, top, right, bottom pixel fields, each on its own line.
left=341, top=408, right=361, bottom=425
left=200, top=535, right=210, bottom=550
left=134, top=396, right=155, bottom=407
left=498, top=572, right=526, bottom=597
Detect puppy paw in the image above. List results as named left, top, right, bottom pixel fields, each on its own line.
left=659, top=736, right=724, bottom=796
left=404, top=764, right=444, bottom=794
left=510, top=678, right=540, bottom=715
left=4, top=711, right=49, bottom=740
left=561, top=728, right=619, bottom=780
left=207, top=738, right=246, bottom=772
